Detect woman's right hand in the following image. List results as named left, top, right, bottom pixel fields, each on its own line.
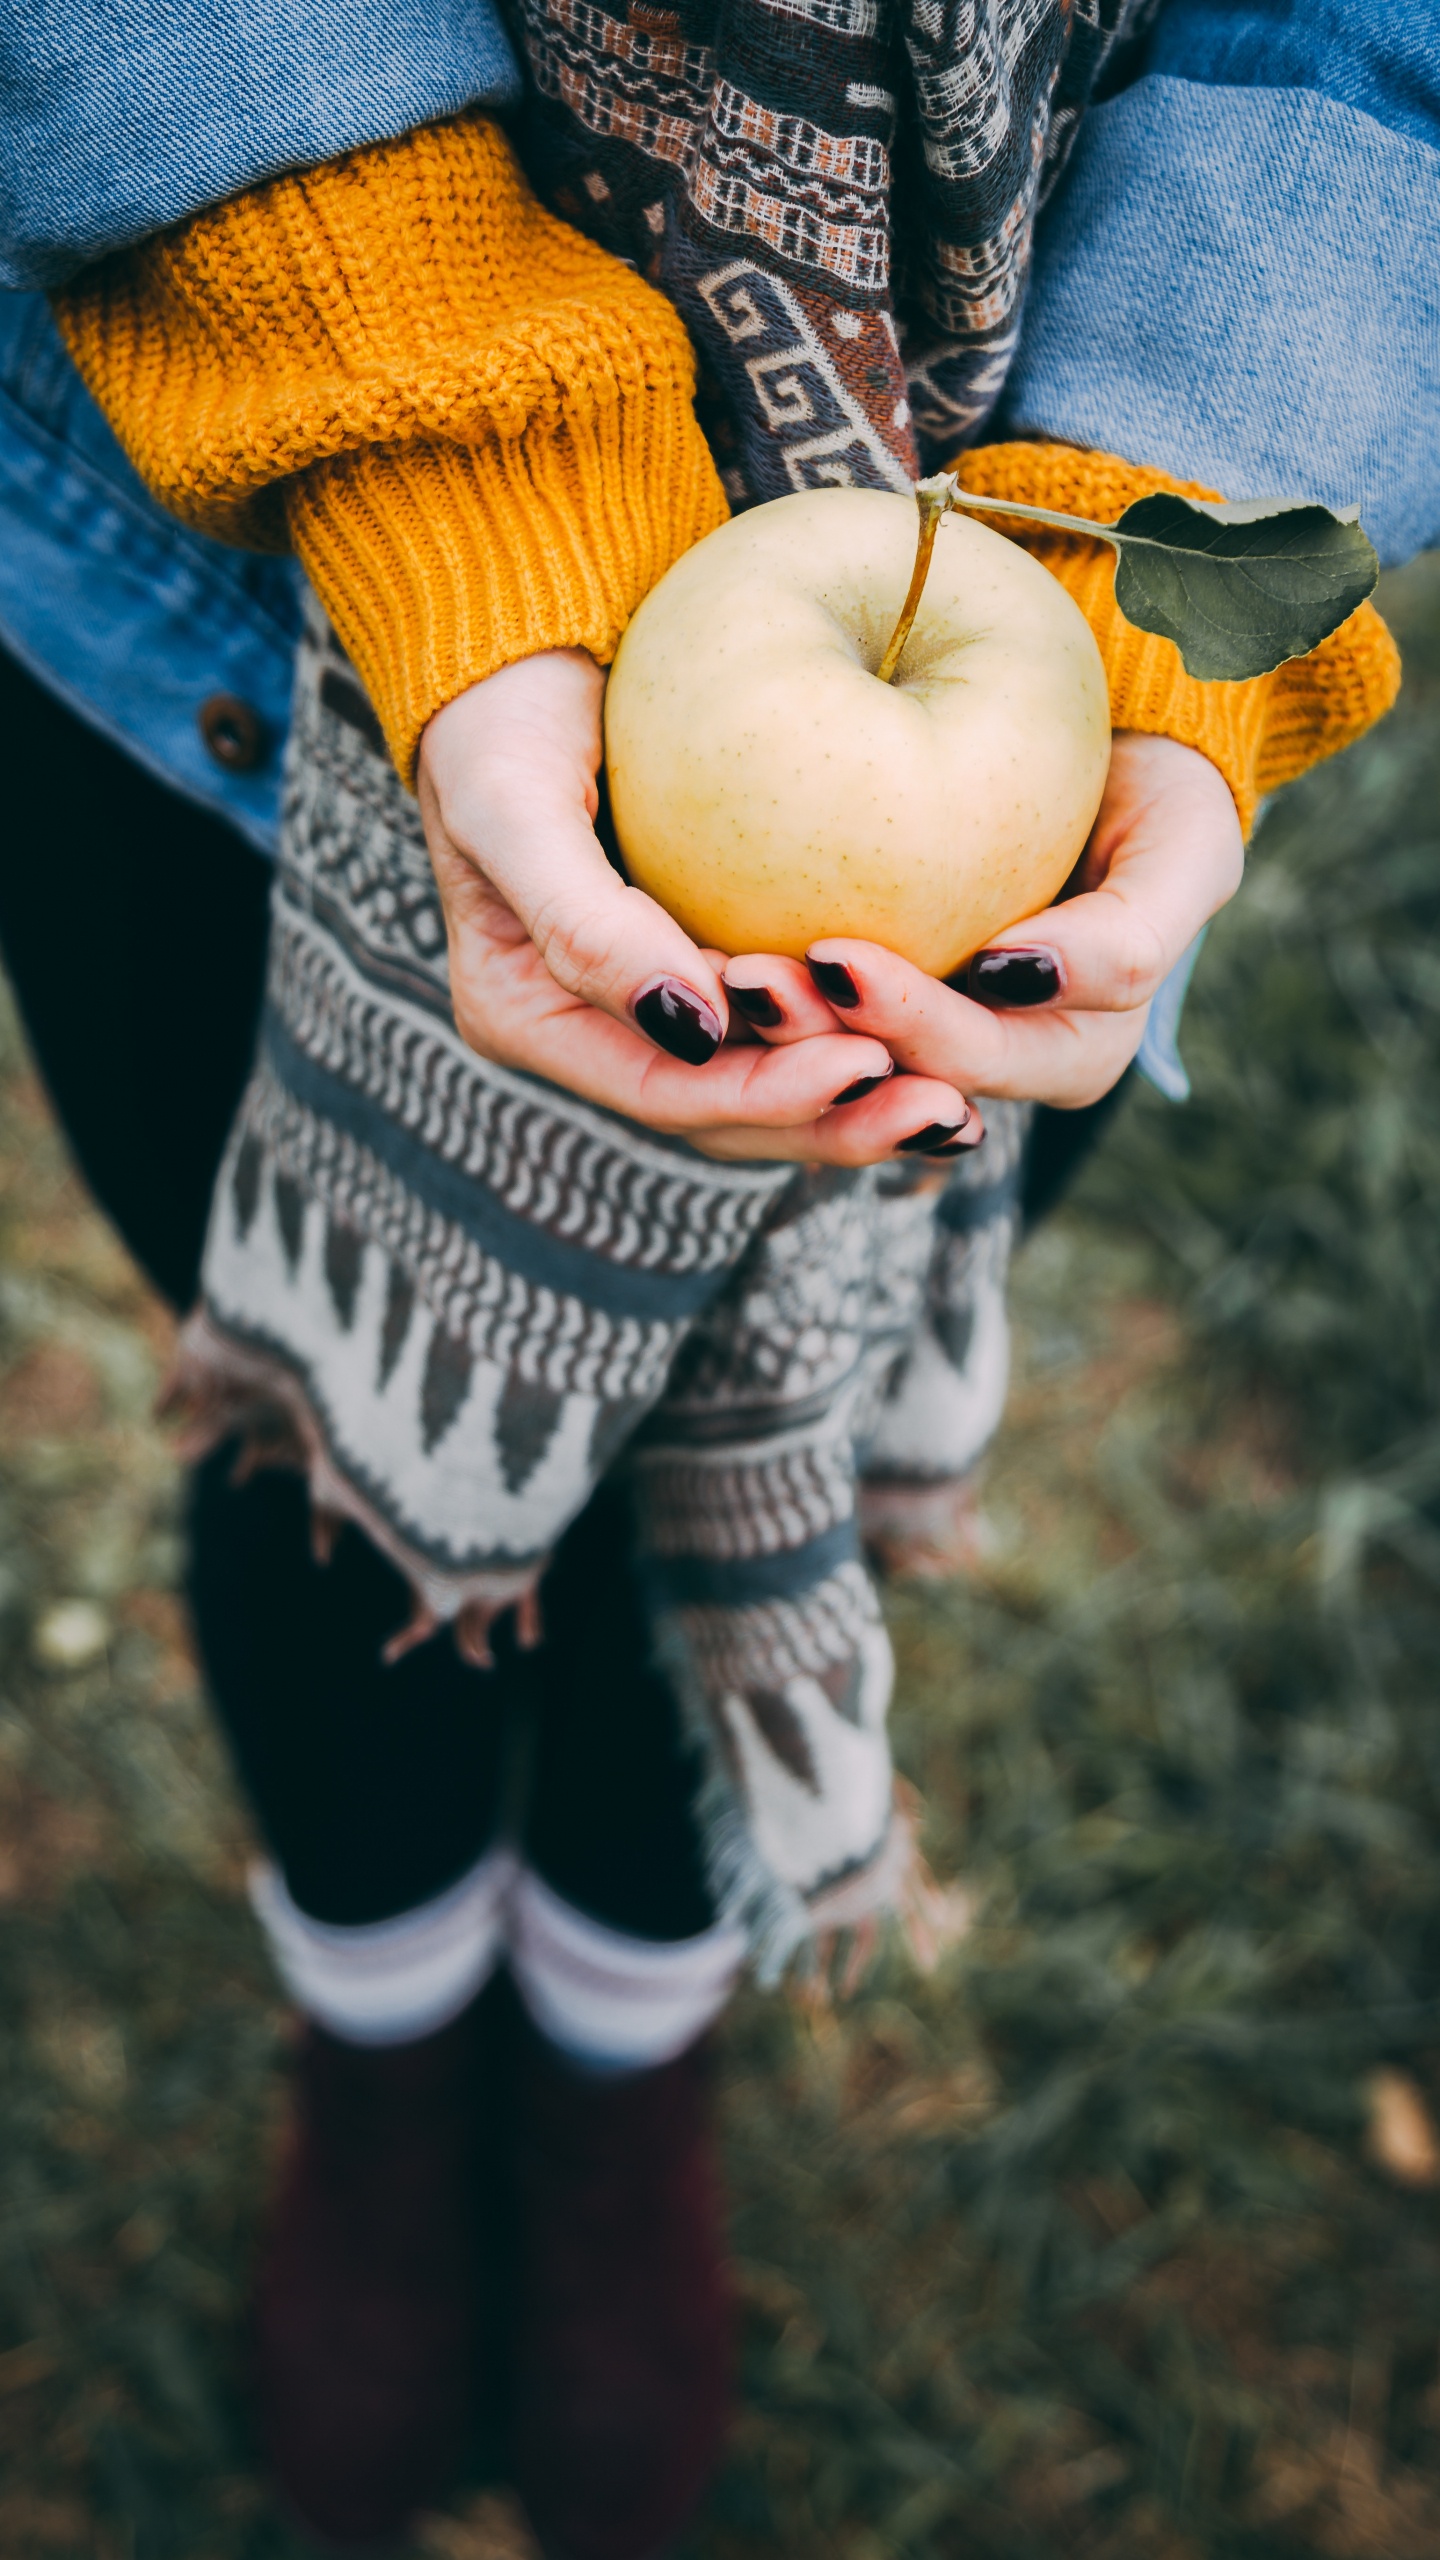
left=416, top=647, right=979, bottom=1164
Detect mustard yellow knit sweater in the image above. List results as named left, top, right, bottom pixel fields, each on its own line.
left=53, top=111, right=1399, bottom=823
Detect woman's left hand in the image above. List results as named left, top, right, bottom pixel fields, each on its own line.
left=722, top=731, right=1245, bottom=1115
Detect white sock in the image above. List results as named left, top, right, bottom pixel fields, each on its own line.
left=508, top=1864, right=745, bottom=2073
left=249, top=1843, right=515, bottom=2047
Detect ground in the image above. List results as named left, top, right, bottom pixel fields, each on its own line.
left=2, top=554, right=1440, bottom=2558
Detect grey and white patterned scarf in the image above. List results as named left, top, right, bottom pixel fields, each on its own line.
left=510, top=0, right=1158, bottom=497
left=171, top=599, right=1030, bottom=1972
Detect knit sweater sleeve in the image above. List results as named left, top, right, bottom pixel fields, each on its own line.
left=50, top=112, right=728, bottom=779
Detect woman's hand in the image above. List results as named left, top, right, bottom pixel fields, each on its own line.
left=416, top=648, right=975, bottom=1162
left=722, top=732, right=1245, bottom=1111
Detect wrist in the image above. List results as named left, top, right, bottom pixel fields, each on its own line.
left=420, top=649, right=603, bottom=808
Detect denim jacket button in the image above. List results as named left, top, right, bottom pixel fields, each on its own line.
left=199, top=692, right=267, bottom=771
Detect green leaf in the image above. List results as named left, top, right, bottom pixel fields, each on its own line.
left=906, top=478, right=1380, bottom=688
left=1108, top=492, right=1380, bottom=681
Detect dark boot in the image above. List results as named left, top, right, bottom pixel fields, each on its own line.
left=512, top=2022, right=733, bottom=2560
left=254, top=2002, right=487, bottom=2549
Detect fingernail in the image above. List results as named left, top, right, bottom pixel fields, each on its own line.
left=725, top=981, right=785, bottom=1029
left=631, top=975, right=723, bottom=1064
left=960, top=946, right=1065, bottom=1008
left=830, top=1068, right=892, bottom=1108
left=807, top=957, right=862, bottom=1009
left=921, top=1133, right=981, bottom=1157
left=895, top=1114, right=971, bottom=1154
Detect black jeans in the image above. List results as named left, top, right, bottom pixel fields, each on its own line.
left=0, top=644, right=714, bottom=1941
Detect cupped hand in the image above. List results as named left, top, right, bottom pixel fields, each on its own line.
left=416, top=648, right=975, bottom=1163
left=723, top=732, right=1245, bottom=1111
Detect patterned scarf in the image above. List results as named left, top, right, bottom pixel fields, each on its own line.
left=510, top=0, right=1155, bottom=495
left=172, top=604, right=1030, bottom=1970
left=173, top=0, right=1152, bottom=1971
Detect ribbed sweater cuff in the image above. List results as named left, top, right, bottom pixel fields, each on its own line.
left=953, top=442, right=1400, bottom=836
left=291, top=395, right=726, bottom=781
left=51, top=110, right=729, bottom=777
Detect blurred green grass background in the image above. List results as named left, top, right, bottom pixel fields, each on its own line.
left=2, top=554, right=1439, bottom=2559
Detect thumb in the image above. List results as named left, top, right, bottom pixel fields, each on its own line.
left=491, top=797, right=731, bottom=1063
left=419, top=650, right=730, bottom=1063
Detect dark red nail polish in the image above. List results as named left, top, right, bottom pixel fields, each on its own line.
left=830, top=1069, right=892, bottom=1108
left=807, top=957, right=862, bottom=1009
left=631, top=976, right=723, bottom=1065
left=922, top=1133, right=981, bottom=1157
left=726, top=982, right=784, bottom=1029
left=895, top=1114, right=971, bottom=1154
left=959, top=946, right=1064, bottom=1008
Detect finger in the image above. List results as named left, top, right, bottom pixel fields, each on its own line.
left=451, top=927, right=911, bottom=1130
left=419, top=652, right=735, bottom=1061
left=433, top=784, right=736, bottom=1062
left=698, top=1078, right=987, bottom=1166
left=958, top=876, right=1174, bottom=1015
left=722, top=953, right=857, bottom=1045
left=626, top=1026, right=954, bottom=1134
left=804, top=938, right=1149, bottom=1108
left=959, top=744, right=1244, bottom=1015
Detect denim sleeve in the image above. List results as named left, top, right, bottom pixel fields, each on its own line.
left=0, top=294, right=300, bottom=852
left=0, top=0, right=521, bottom=290
left=998, top=1, right=1440, bottom=568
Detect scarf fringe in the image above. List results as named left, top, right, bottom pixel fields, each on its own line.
left=162, top=1308, right=547, bottom=1667
left=655, top=1619, right=971, bottom=1989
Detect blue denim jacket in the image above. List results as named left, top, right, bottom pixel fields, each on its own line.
left=1, top=0, right=519, bottom=292
left=0, top=293, right=300, bottom=850
left=0, top=1, right=1436, bottom=1079
left=0, top=0, right=519, bottom=850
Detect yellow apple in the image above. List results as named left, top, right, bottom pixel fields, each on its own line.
left=603, top=487, right=1112, bottom=978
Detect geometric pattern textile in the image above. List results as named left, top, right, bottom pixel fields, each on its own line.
left=169, top=593, right=1029, bottom=1973
left=512, top=0, right=1160, bottom=502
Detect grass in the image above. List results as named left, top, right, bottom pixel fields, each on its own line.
left=2, top=552, right=1439, bottom=2557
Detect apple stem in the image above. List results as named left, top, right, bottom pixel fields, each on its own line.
left=876, top=472, right=960, bottom=684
